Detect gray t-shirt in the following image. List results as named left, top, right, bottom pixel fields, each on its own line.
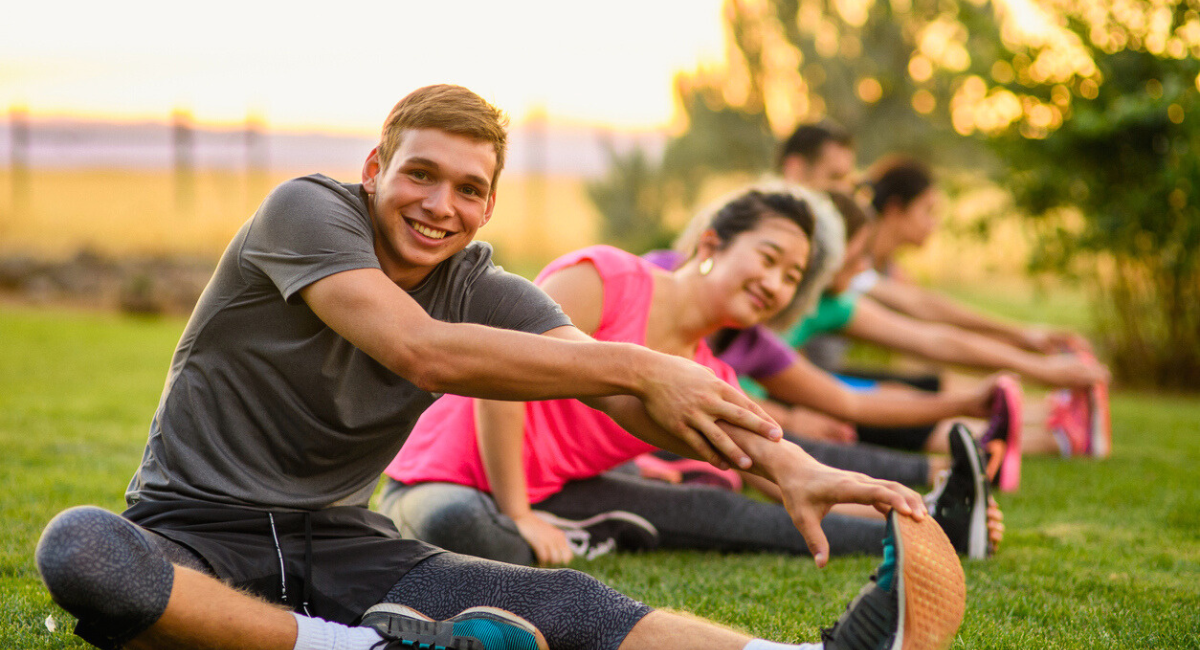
left=126, top=174, right=571, bottom=511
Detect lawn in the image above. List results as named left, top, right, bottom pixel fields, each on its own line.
left=1, top=304, right=1198, bottom=649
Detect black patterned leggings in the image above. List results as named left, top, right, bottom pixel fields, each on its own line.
left=36, top=506, right=650, bottom=650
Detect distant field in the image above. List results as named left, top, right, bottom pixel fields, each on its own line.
left=3, top=168, right=1043, bottom=286
left=0, top=169, right=604, bottom=266
left=2, top=305, right=1198, bottom=649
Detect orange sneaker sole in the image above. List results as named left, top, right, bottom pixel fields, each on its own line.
left=894, top=514, right=967, bottom=650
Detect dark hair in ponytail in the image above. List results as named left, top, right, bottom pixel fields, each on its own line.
left=866, top=156, right=933, bottom=214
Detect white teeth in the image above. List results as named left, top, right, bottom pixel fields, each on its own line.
left=411, top=221, right=448, bottom=240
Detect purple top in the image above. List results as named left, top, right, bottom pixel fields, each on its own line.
left=643, top=249, right=798, bottom=379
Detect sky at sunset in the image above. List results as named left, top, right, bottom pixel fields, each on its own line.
left=1, top=0, right=728, bottom=133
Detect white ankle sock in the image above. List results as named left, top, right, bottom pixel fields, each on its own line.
left=744, top=639, right=823, bottom=650
left=292, top=612, right=386, bottom=650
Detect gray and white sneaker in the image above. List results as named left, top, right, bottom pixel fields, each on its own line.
left=925, top=422, right=991, bottom=559
left=361, top=604, right=548, bottom=650
left=533, top=510, right=659, bottom=560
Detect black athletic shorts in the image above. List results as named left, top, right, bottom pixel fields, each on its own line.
left=123, top=499, right=443, bottom=624
left=853, top=423, right=937, bottom=452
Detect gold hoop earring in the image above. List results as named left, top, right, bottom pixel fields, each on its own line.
left=699, top=258, right=714, bottom=276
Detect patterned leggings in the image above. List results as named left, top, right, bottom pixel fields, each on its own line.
left=36, top=506, right=650, bottom=650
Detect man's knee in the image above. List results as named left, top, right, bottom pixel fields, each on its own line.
left=538, top=566, right=633, bottom=607
left=36, top=506, right=174, bottom=621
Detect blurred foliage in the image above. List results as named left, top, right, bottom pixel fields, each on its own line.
left=990, top=3, right=1200, bottom=389
left=585, top=142, right=675, bottom=253
left=586, top=90, right=776, bottom=253
left=586, top=0, right=1200, bottom=388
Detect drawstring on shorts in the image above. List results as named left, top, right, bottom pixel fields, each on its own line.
left=267, top=512, right=314, bottom=617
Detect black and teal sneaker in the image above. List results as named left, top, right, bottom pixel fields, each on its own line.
left=361, top=604, right=548, bottom=650
left=926, top=422, right=991, bottom=559
left=822, top=511, right=966, bottom=650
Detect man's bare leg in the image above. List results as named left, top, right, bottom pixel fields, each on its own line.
left=124, top=566, right=299, bottom=650
left=620, top=610, right=818, bottom=650
left=618, top=511, right=967, bottom=650
left=36, top=507, right=382, bottom=650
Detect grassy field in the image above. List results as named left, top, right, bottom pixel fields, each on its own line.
left=2, top=304, right=1198, bottom=649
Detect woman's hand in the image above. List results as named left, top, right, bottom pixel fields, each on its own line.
left=513, top=512, right=574, bottom=566
left=784, top=406, right=857, bottom=444
left=638, top=353, right=783, bottom=470
left=772, top=449, right=928, bottom=568
left=1037, top=353, right=1111, bottom=388
left=986, top=496, right=1004, bottom=554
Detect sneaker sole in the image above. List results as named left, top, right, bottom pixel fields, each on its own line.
left=1065, top=342, right=1111, bottom=459
left=532, top=510, right=659, bottom=537
left=951, top=425, right=990, bottom=560
left=362, top=602, right=435, bottom=621
left=1089, top=379, right=1111, bottom=458
left=893, top=514, right=966, bottom=650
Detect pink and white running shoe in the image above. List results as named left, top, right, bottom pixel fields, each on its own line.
left=1045, top=388, right=1091, bottom=457
left=1046, top=341, right=1112, bottom=458
left=1066, top=342, right=1112, bottom=458
left=981, top=375, right=1023, bottom=492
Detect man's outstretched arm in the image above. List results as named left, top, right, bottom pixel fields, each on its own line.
left=300, top=267, right=780, bottom=468
left=587, top=387, right=927, bottom=567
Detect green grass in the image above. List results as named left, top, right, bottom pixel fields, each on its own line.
left=2, top=305, right=1199, bottom=649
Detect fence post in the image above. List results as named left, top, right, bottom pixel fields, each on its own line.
left=9, top=105, right=31, bottom=216
left=524, top=105, right=548, bottom=260
left=244, top=111, right=269, bottom=209
left=172, top=107, right=195, bottom=213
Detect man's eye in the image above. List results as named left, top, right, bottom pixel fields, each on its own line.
left=410, top=170, right=429, bottom=180
left=460, top=186, right=480, bottom=197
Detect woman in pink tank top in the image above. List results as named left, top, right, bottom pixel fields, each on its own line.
left=379, top=185, right=998, bottom=566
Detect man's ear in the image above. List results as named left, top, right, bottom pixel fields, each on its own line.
left=781, top=155, right=805, bottom=184
left=362, top=147, right=383, bottom=193
left=481, top=190, right=497, bottom=227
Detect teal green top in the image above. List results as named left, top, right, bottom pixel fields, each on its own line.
left=782, top=292, right=860, bottom=348
left=741, top=292, right=860, bottom=399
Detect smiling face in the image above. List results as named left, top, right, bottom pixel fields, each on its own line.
left=362, top=128, right=497, bottom=289
left=702, top=214, right=811, bottom=329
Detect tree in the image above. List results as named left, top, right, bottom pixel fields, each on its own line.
left=985, top=1, right=1200, bottom=388
left=587, top=0, right=1200, bottom=387
left=585, top=79, right=776, bottom=254
left=585, top=142, right=674, bottom=254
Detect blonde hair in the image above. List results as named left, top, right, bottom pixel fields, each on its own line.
left=378, top=85, right=509, bottom=192
left=672, top=179, right=846, bottom=331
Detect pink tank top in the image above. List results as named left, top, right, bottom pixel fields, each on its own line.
left=385, top=245, right=741, bottom=503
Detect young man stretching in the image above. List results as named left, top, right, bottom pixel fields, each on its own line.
left=36, top=84, right=962, bottom=650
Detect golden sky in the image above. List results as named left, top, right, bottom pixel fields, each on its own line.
left=0, top=0, right=728, bottom=133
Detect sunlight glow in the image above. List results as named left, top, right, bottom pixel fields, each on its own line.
left=0, top=0, right=726, bottom=133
